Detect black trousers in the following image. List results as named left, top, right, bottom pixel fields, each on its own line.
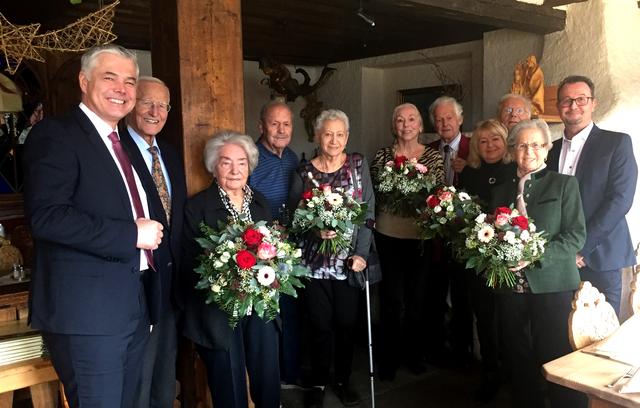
left=375, top=231, right=429, bottom=371
left=497, top=291, right=587, bottom=408
left=467, top=270, right=499, bottom=373
left=196, top=314, right=280, bottom=408
left=305, top=277, right=360, bottom=385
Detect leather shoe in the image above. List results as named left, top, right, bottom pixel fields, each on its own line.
left=334, top=382, right=360, bottom=407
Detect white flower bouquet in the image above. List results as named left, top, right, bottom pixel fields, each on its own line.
left=458, top=207, right=547, bottom=288
left=291, top=180, right=367, bottom=255
left=375, top=155, right=438, bottom=216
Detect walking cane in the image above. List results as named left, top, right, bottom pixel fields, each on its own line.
left=364, top=267, right=376, bottom=408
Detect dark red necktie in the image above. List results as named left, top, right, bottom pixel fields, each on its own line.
left=108, top=132, right=155, bottom=271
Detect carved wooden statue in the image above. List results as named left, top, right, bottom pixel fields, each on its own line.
left=511, top=55, right=544, bottom=116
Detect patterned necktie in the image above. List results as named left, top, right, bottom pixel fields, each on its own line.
left=443, top=145, right=452, bottom=186
left=107, top=132, right=155, bottom=271
left=148, top=146, right=171, bottom=224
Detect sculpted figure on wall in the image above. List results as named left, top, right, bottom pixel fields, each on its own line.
left=511, top=55, right=544, bottom=115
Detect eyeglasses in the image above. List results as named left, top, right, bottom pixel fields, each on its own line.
left=137, top=99, right=171, bottom=112
left=503, top=107, right=526, bottom=115
left=514, top=143, right=546, bottom=151
left=558, top=96, right=593, bottom=107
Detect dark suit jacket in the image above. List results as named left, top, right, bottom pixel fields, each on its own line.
left=490, top=168, right=586, bottom=294
left=429, top=133, right=470, bottom=186
left=548, top=125, right=637, bottom=271
left=180, top=182, right=273, bottom=350
left=119, top=126, right=187, bottom=316
left=23, top=106, right=152, bottom=334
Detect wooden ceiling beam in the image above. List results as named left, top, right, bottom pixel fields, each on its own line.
left=543, top=0, right=587, bottom=7
left=384, top=0, right=566, bottom=34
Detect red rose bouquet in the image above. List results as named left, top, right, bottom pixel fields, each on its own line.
left=375, top=155, right=438, bottom=216
left=457, top=207, right=547, bottom=288
left=194, top=220, right=310, bottom=327
left=417, top=185, right=482, bottom=241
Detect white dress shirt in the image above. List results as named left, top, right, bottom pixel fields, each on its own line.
left=558, top=122, right=593, bottom=176
left=79, top=103, right=150, bottom=270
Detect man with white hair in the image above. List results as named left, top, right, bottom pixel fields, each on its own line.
left=497, top=93, right=532, bottom=131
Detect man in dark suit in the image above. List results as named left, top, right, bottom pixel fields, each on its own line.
left=426, top=96, right=473, bottom=367
left=22, top=45, right=165, bottom=408
left=120, top=76, right=187, bottom=408
left=548, top=75, right=637, bottom=316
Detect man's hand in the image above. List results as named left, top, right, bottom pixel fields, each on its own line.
left=509, top=260, right=530, bottom=272
left=319, top=230, right=337, bottom=240
left=348, top=255, right=367, bottom=272
left=136, top=218, right=163, bottom=250
left=452, top=157, right=467, bottom=173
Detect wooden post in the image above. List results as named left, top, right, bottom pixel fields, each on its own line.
left=150, top=1, right=244, bottom=407
left=151, top=0, right=245, bottom=197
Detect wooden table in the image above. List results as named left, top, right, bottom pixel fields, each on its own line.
left=543, top=349, right=640, bottom=408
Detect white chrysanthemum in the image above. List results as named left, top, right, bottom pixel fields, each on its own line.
left=325, top=193, right=343, bottom=207
left=477, top=225, right=495, bottom=243
left=520, top=230, right=530, bottom=242
left=503, top=230, right=517, bottom=244
left=475, top=213, right=487, bottom=224
left=257, top=266, right=276, bottom=286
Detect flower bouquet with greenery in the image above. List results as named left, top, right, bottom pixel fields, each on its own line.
left=417, top=186, right=482, bottom=241
left=375, top=155, right=438, bottom=216
left=291, top=180, right=368, bottom=255
left=457, top=207, right=547, bottom=288
left=194, top=220, right=310, bottom=327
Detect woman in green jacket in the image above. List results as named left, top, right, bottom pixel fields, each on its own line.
left=490, top=119, right=586, bottom=408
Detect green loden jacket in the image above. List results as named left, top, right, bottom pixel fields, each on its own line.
left=490, top=168, right=586, bottom=294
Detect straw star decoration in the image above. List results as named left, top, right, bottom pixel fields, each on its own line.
left=0, top=14, right=43, bottom=75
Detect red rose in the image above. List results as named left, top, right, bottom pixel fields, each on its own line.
left=242, top=229, right=263, bottom=247
left=511, top=215, right=529, bottom=230
left=236, top=249, right=256, bottom=269
left=302, top=190, right=313, bottom=200
left=494, top=207, right=512, bottom=216
left=394, top=155, right=408, bottom=169
left=426, top=195, right=440, bottom=208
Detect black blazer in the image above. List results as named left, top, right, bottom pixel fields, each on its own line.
left=547, top=125, right=637, bottom=271
left=23, top=106, right=150, bottom=334
left=119, top=126, right=187, bottom=316
left=180, top=182, right=273, bottom=350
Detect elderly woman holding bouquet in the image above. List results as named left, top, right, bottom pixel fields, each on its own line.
left=489, top=119, right=586, bottom=408
left=180, top=131, right=280, bottom=408
left=288, top=109, right=375, bottom=408
left=369, top=103, right=444, bottom=380
left=458, top=119, right=514, bottom=402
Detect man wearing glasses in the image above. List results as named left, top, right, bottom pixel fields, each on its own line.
left=548, top=75, right=637, bottom=317
left=497, top=93, right=532, bottom=131
left=121, top=76, right=187, bottom=408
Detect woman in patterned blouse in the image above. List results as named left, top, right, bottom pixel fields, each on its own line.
left=370, top=103, right=444, bottom=381
left=288, top=109, right=375, bottom=408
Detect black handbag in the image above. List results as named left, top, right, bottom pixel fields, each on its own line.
left=346, top=154, right=382, bottom=290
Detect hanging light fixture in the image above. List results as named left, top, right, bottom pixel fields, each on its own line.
left=357, top=0, right=375, bottom=27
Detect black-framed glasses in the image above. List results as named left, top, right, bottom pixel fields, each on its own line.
left=558, top=96, right=593, bottom=107
left=137, top=99, right=171, bottom=112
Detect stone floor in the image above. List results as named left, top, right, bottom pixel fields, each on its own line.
left=281, top=345, right=511, bottom=408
